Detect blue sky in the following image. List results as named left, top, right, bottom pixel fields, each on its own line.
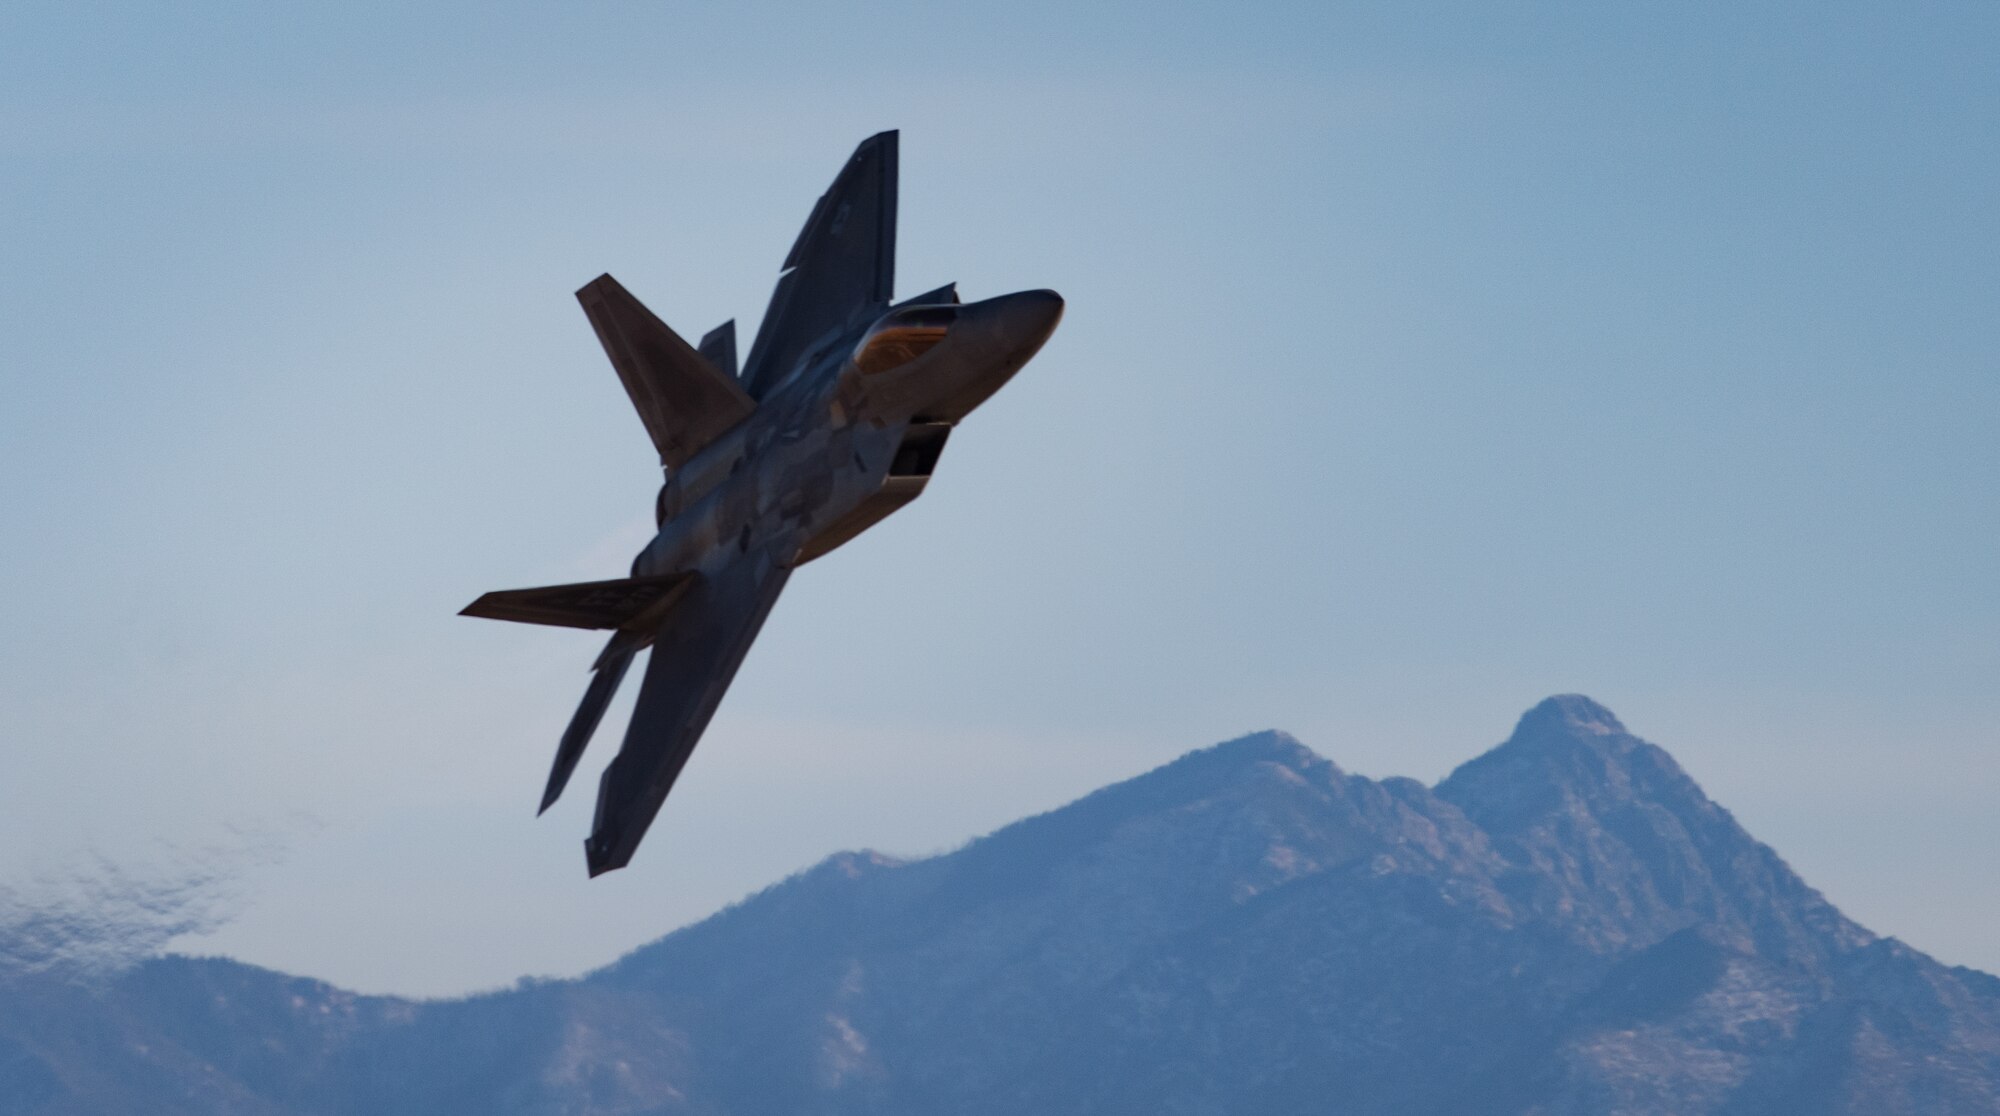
left=2, top=2, right=1995, bottom=995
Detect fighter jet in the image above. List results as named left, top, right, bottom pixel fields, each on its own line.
left=462, top=131, right=1063, bottom=876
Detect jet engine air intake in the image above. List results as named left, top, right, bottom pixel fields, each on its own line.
left=852, top=305, right=957, bottom=374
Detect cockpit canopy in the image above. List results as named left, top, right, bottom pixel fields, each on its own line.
left=852, top=305, right=958, bottom=374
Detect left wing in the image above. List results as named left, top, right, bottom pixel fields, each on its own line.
left=584, top=545, right=793, bottom=875
left=739, top=131, right=898, bottom=399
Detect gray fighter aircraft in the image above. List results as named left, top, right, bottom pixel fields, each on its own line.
left=462, top=132, right=1063, bottom=876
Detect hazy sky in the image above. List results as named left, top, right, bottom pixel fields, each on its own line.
left=2, top=2, right=1995, bottom=996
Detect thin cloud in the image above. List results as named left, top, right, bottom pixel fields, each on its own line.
left=0, top=819, right=316, bottom=982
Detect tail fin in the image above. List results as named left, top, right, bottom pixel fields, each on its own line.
left=697, top=320, right=738, bottom=379
left=577, top=276, right=756, bottom=468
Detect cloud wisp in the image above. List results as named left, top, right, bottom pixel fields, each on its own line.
left=0, top=821, right=312, bottom=983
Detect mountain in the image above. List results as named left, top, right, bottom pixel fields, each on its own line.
left=3, top=695, right=1997, bottom=1114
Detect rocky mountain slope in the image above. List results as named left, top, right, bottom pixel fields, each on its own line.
left=3, top=695, right=1996, bottom=1114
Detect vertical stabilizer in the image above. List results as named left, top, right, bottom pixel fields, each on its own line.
left=698, top=320, right=738, bottom=380
left=577, top=275, right=756, bottom=468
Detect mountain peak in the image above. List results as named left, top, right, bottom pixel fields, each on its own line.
left=1515, top=693, right=1628, bottom=739
left=1446, top=694, right=1654, bottom=802
left=1437, top=696, right=1870, bottom=963
left=1207, top=729, right=1321, bottom=768
left=1438, top=694, right=1673, bottom=829
left=18, top=699, right=1966, bottom=1114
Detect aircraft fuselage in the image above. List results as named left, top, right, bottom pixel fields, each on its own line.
left=635, top=289, right=1064, bottom=583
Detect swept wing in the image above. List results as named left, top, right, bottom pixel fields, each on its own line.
left=583, top=543, right=793, bottom=875
left=739, top=131, right=898, bottom=399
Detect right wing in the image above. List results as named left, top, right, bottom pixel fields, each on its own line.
left=739, top=131, right=898, bottom=399
left=584, top=545, right=793, bottom=875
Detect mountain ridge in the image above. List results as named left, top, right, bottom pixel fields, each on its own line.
left=1, top=695, right=1994, bottom=1114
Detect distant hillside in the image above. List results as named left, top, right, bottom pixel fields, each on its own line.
left=3, top=695, right=1997, bottom=1114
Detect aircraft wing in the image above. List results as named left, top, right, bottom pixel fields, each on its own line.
left=583, top=543, right=793, bottom=875
left=739, top=131, right=898, bottom=399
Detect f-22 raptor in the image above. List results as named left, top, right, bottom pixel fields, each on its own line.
left=463, top=132, right=1063, bottom=876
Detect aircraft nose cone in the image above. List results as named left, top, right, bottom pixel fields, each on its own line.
left=916, top=287, right=1064, bottom=422
left=962, top=288, right=1063, bottom=361
left=990, top=288, right=1064, bottom=342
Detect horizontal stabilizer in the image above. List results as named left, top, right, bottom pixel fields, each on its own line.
left=540, top=638, right=636, bottom=815
left=460, top=572, right=696, bottom=631
left=577, top=275, right=756, bottom=468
